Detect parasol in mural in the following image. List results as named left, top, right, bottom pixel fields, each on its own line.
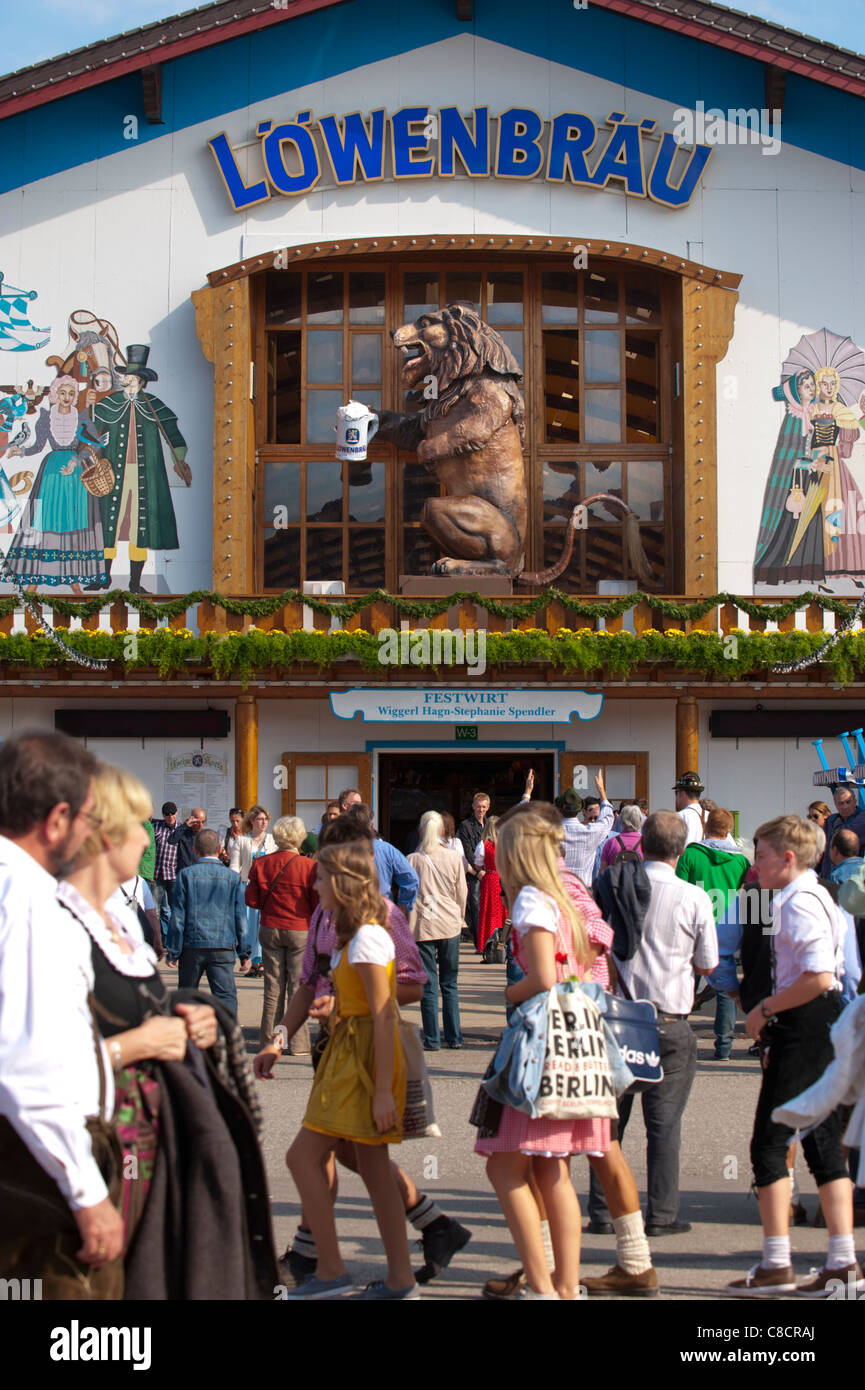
left=0, top=273, right=50, bottom=352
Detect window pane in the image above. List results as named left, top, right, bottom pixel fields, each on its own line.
left=263, top=529, right=301, bottom=589
left=584, top=330, right=620, bottom=384
left=584, top=271, right=618, bottom=323
left=542, top=461, right=581, bottom=525
left=349, top=528, right=386, bottom=588
left=353, top=388, right=381, bottom=416
left=627, top=460, right=665, bottom=520
left=445, top=272, right=481, bottom=313
left=404, top=527, right=435, bottom=574
left=631, top=525, right=665, bottom=583
left=297, top=766, right=326, bottom=798
left=584, top=389, right=620, bottom=443
left=404, top=272, right=438, bottom=321
left=307, top=271, right=343, bottom=323
left=267, top=332, right=301, bottom=444
left=541, top=271, right=578, bottom=325
left=263, top=460, right=301, bottom=526
left=585, top=524, right=623, bottom=587
left=307, top=330, right=343, bottom=384
left=297, top=801, right=326, bottom=830
left=305, top=389, right=343, bottom=444
left=306, top=459, right=343, bottom=521
left=352, top=334, right=382, bottom=385
left=348, top=460, right=385, bottom=522
left=326, top=766, right=359, bottom=797
left=544, top=331, right=580, bottom=443
left=306, top=527, right=343, bottom=581
left=404, top=463, right=439, bottom=523
left=349, top=272, right=385, bottom=324
left=266, top=271, right=302, bottom=325
left=625, top=333, right=659, bottom=442
left=625, top=272, right=662, bottom=325
left=604, top=764, right=635, bottom=798
left=585, top=460, right=622, bottom=516
left=499, top=329, right=523, bottom=372
left=486, top=272, right=524, bottom=324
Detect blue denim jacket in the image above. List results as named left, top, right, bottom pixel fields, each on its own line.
left=483, top=982, right=635, bottom=1116
left=168, top=858, right=247, bottom=955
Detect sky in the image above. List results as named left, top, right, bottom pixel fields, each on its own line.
left=1, top=0, right=864, bottom=76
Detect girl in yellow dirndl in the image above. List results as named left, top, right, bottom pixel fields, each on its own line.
left=285, top=842, right=416, bottom=1300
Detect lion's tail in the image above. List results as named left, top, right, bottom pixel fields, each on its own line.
left=516, top=494, right=658, bottom=587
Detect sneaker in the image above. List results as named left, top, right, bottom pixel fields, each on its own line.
left=724, top=1264, right=796, bottom=1297
left=482, top=1268, right=526, bottom=1300
left=515, top=1286, right=559, bottom=1300
left=415, top=1215, right=472, bottom=1283
left=282, top=1273, right=354, bottom=1300
left=278, top=1249, right=317, bottom=1288
left=580, top=1264, right=660, bottom=1298
left=357, top=1280, right=421, bottom=1300
left=796, top=1262, right=865, bottom=1298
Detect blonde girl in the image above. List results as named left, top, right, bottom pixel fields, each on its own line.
left=475, top=802, right=611, bottom=1300
left=285, top=841, right=416, bottom=1300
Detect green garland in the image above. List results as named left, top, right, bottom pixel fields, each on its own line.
left=1, top=585, right=859, bottom=623
left=3, top=624, right=865, bottom=685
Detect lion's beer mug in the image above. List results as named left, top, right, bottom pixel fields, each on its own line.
left=335, top=400, right=379, bottom=461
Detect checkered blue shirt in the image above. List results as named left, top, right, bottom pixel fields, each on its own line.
left=152, top=819, right=179, bottom=883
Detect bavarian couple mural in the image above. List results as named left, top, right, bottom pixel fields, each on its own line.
left=0, top=291, right=189, bottom=594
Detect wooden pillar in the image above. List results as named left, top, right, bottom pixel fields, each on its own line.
left=675, top=694, right=699, bottom=776
left=235, top=694, right=258, bottom=809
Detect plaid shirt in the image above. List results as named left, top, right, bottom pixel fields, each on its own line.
left=561, top=800, right=615, bottom=886
left=152, top=819, right=179, bottom=883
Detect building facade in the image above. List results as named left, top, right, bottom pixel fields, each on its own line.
left=1, top=0, right=864, bottom=839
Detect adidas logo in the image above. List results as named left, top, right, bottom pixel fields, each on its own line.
left=622, top=1047, right=660, bottom=1068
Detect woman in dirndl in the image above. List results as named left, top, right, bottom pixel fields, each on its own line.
left=475, top=802, right=610, bottom=1300
left=285, top=840, right=417, bottom=1300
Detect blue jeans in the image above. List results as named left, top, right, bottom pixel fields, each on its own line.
left=714, top=992, right=737, bottom=1058
left=153, top=879, right=173, bottom=941
left=178, top=947, right=238, bottom=1016
left=417, top=936, right=462, bottom=1047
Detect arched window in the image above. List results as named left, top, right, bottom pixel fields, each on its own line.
left=254, top=254, right=676, bottom=592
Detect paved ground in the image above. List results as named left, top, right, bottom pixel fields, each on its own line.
left=213, top=944, right=845, bottom=1302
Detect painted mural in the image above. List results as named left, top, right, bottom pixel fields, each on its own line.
left=754, top=329, right=865, bottom=588
left=0, top=273, right=50, bottom=351
left=0, top=305, right=190, bottom=593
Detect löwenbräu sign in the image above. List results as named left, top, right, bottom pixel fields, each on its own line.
left=208, top=106, right=711, bottom=211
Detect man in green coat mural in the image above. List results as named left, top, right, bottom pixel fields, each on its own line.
left=90, top=345, right=191, bottom=592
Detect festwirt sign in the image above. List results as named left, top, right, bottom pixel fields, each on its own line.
left=208, top=106, right=711, bottom=211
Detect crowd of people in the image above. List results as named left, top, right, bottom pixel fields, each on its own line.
left=1, top=733, right=864, bottom=1301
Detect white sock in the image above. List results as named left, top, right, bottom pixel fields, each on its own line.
left=788, top=1167, right=798, bottom=1200
left=613, top=1211, right=653, bottom=1275
left=762, top=1235, right=791, bottom=1269
left=540, top=1218, right=554, bottom=1272
left=827, top=1234, right=856, bottom=1270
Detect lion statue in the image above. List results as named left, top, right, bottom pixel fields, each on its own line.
left=376, top=303, right=527, bottom=577
left=377, top=302, right=657, bottom=586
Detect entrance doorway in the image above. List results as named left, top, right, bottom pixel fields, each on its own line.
left=379, top=751, right=556, bottom=852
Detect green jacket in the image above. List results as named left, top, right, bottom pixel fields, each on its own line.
left=139, top=818, right=156, bottom=881
left=93, top=391, right=187, bottom=550
left=676, top=841, right=749, bottom=921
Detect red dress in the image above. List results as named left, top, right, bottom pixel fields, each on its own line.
left=477, top=839, right=506, bottom=952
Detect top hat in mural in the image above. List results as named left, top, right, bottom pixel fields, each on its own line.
left=122, top=344, right=158, bottom=382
